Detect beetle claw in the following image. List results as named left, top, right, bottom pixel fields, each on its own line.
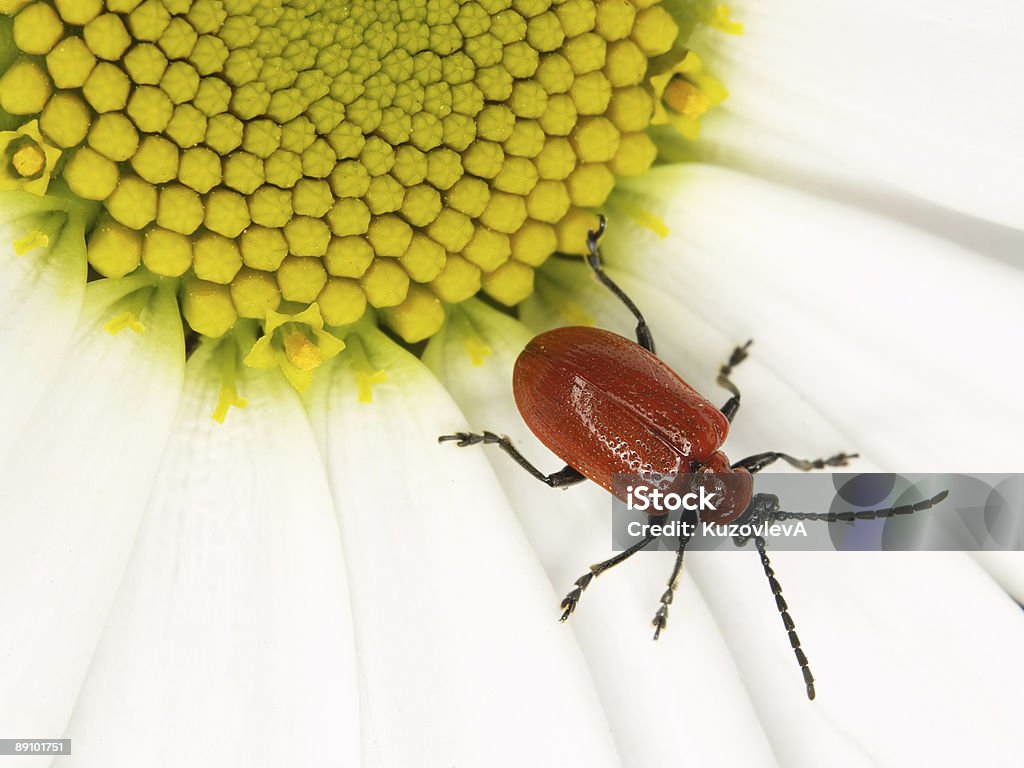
left=438, top=431, right=474, bottom=446
left=559, top=572, right=594, bottom=621
left=814, top=452, right=858, bottom=468
left=559, top=592, right=580, bottom=621
left=652, top=586, right=675, bottom=639
left=652, top=607, right=668, bottom=640
left=437, top=431, right=503, bottom=447
left=728, top=340, right=753, bottom=367
left=828, top=452, right=858, bottom=466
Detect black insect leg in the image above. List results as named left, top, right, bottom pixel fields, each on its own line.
left=438, top=431, right=586, bottom=488
left=583, top=215, right=656, bottom=353
left=717, top=340, right=752, bottom=423
left=652, top=509, right=696, bottom=640
left=560, top=533, right=658, bottom=621
left=732, top=451, right=858, bottom=474
left=753, top=535, right=816, bottom=700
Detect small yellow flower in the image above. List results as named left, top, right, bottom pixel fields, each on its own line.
left=244, top=303, right=345, bottom=394
left=649, top=50, right=729, bottom=140
left=0, top=120, right=61, bottom=195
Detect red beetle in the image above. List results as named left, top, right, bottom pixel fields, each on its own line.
left=440, top=216, right=947, bottom=699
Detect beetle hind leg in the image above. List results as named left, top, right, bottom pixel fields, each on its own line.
left=652, top=510, right=696, bottom=640
left=438, top=431, right=586, bottom=488
left=582, top=215, right=656, bottom=353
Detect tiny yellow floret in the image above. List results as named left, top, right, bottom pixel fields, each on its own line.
left=88, top=217, right=142, bottom=277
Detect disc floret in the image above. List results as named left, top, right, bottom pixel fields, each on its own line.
left=244, top=304, right=345, bottom=393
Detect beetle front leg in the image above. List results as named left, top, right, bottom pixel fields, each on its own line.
left=583, top=216, right=656, bottom=354
left=652, top=509, right=696, bottom=640
left=717, top=340, right=752, bottom=423
left=438, top=431, right=586, bottom=488
left=560, top=532, right=658, bottom=621
left=732, top=451, right=858, bottom=474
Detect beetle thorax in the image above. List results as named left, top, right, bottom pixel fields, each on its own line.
left=691, top=451, right=753, bottom=525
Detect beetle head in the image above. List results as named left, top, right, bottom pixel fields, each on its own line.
left=730, top=493, right=782, bottom=546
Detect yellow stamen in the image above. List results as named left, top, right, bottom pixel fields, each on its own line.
left=283, top=330, right=322, bottom=372
left=103, top=287, right=155, bottom=335
left=11, top=143, right=44, bottom=177
left=608, top=193, right=670, bottom=239
left=464, top=333, right=492, bottom=367
left=664, top=79, right=711, bottom=120
left=13, top=229, right=48, bottom=255
left=708, top=5, right=744, bottom=36
left=211, top=333, right=249, bottom=423
left=104, top=309, right=146, bottom=335
left=346, top=334, right=387, bottom=404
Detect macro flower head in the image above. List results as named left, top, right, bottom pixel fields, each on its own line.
left=1, top=1, right=1023, bottom=767
left=0, top=0, right=734, bottom=386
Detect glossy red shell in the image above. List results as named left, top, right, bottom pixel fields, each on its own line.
left=513, top=327, right=730, bottom=497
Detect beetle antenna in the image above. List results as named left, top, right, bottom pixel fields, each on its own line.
left=754, top=536, right=815, bottom=700
left=773, top=490, right=949, bottom=523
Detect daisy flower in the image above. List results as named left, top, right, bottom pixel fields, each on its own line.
left=0, top=1, right=1022, bottom=766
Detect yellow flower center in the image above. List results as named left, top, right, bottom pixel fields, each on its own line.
left=1, top=0, right=736, bottom=402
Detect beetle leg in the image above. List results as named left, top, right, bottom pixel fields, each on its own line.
left=752, top=535, right=816, bottom=700
left=717, top=340, right=752, bottom=422
left=732, top=451, right=858, bottom=474
left=583, top=215, right=657, bottom=353
left=560, top=533, right=658, bottom=621
left=437, top=431, right=587, bottom=488
left=652, top=509, right=696, bottom=640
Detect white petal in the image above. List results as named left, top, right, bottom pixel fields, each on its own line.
left=696, top=0, right=1024, bottom=228
left=0, top=201, right=87, bottom=457
left=971, top=551, right=1024, bottom=603
left=305, top=325, right=620, bottom=768
left=423, top=300, right=778, bottom=767
left=688, top=551, right=1024, bottom=767
left=64, top=347, right=359, bottom=768
left=0, top=281, right=183, bottom=736
left=607, top=164, right=1024, bottom=470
